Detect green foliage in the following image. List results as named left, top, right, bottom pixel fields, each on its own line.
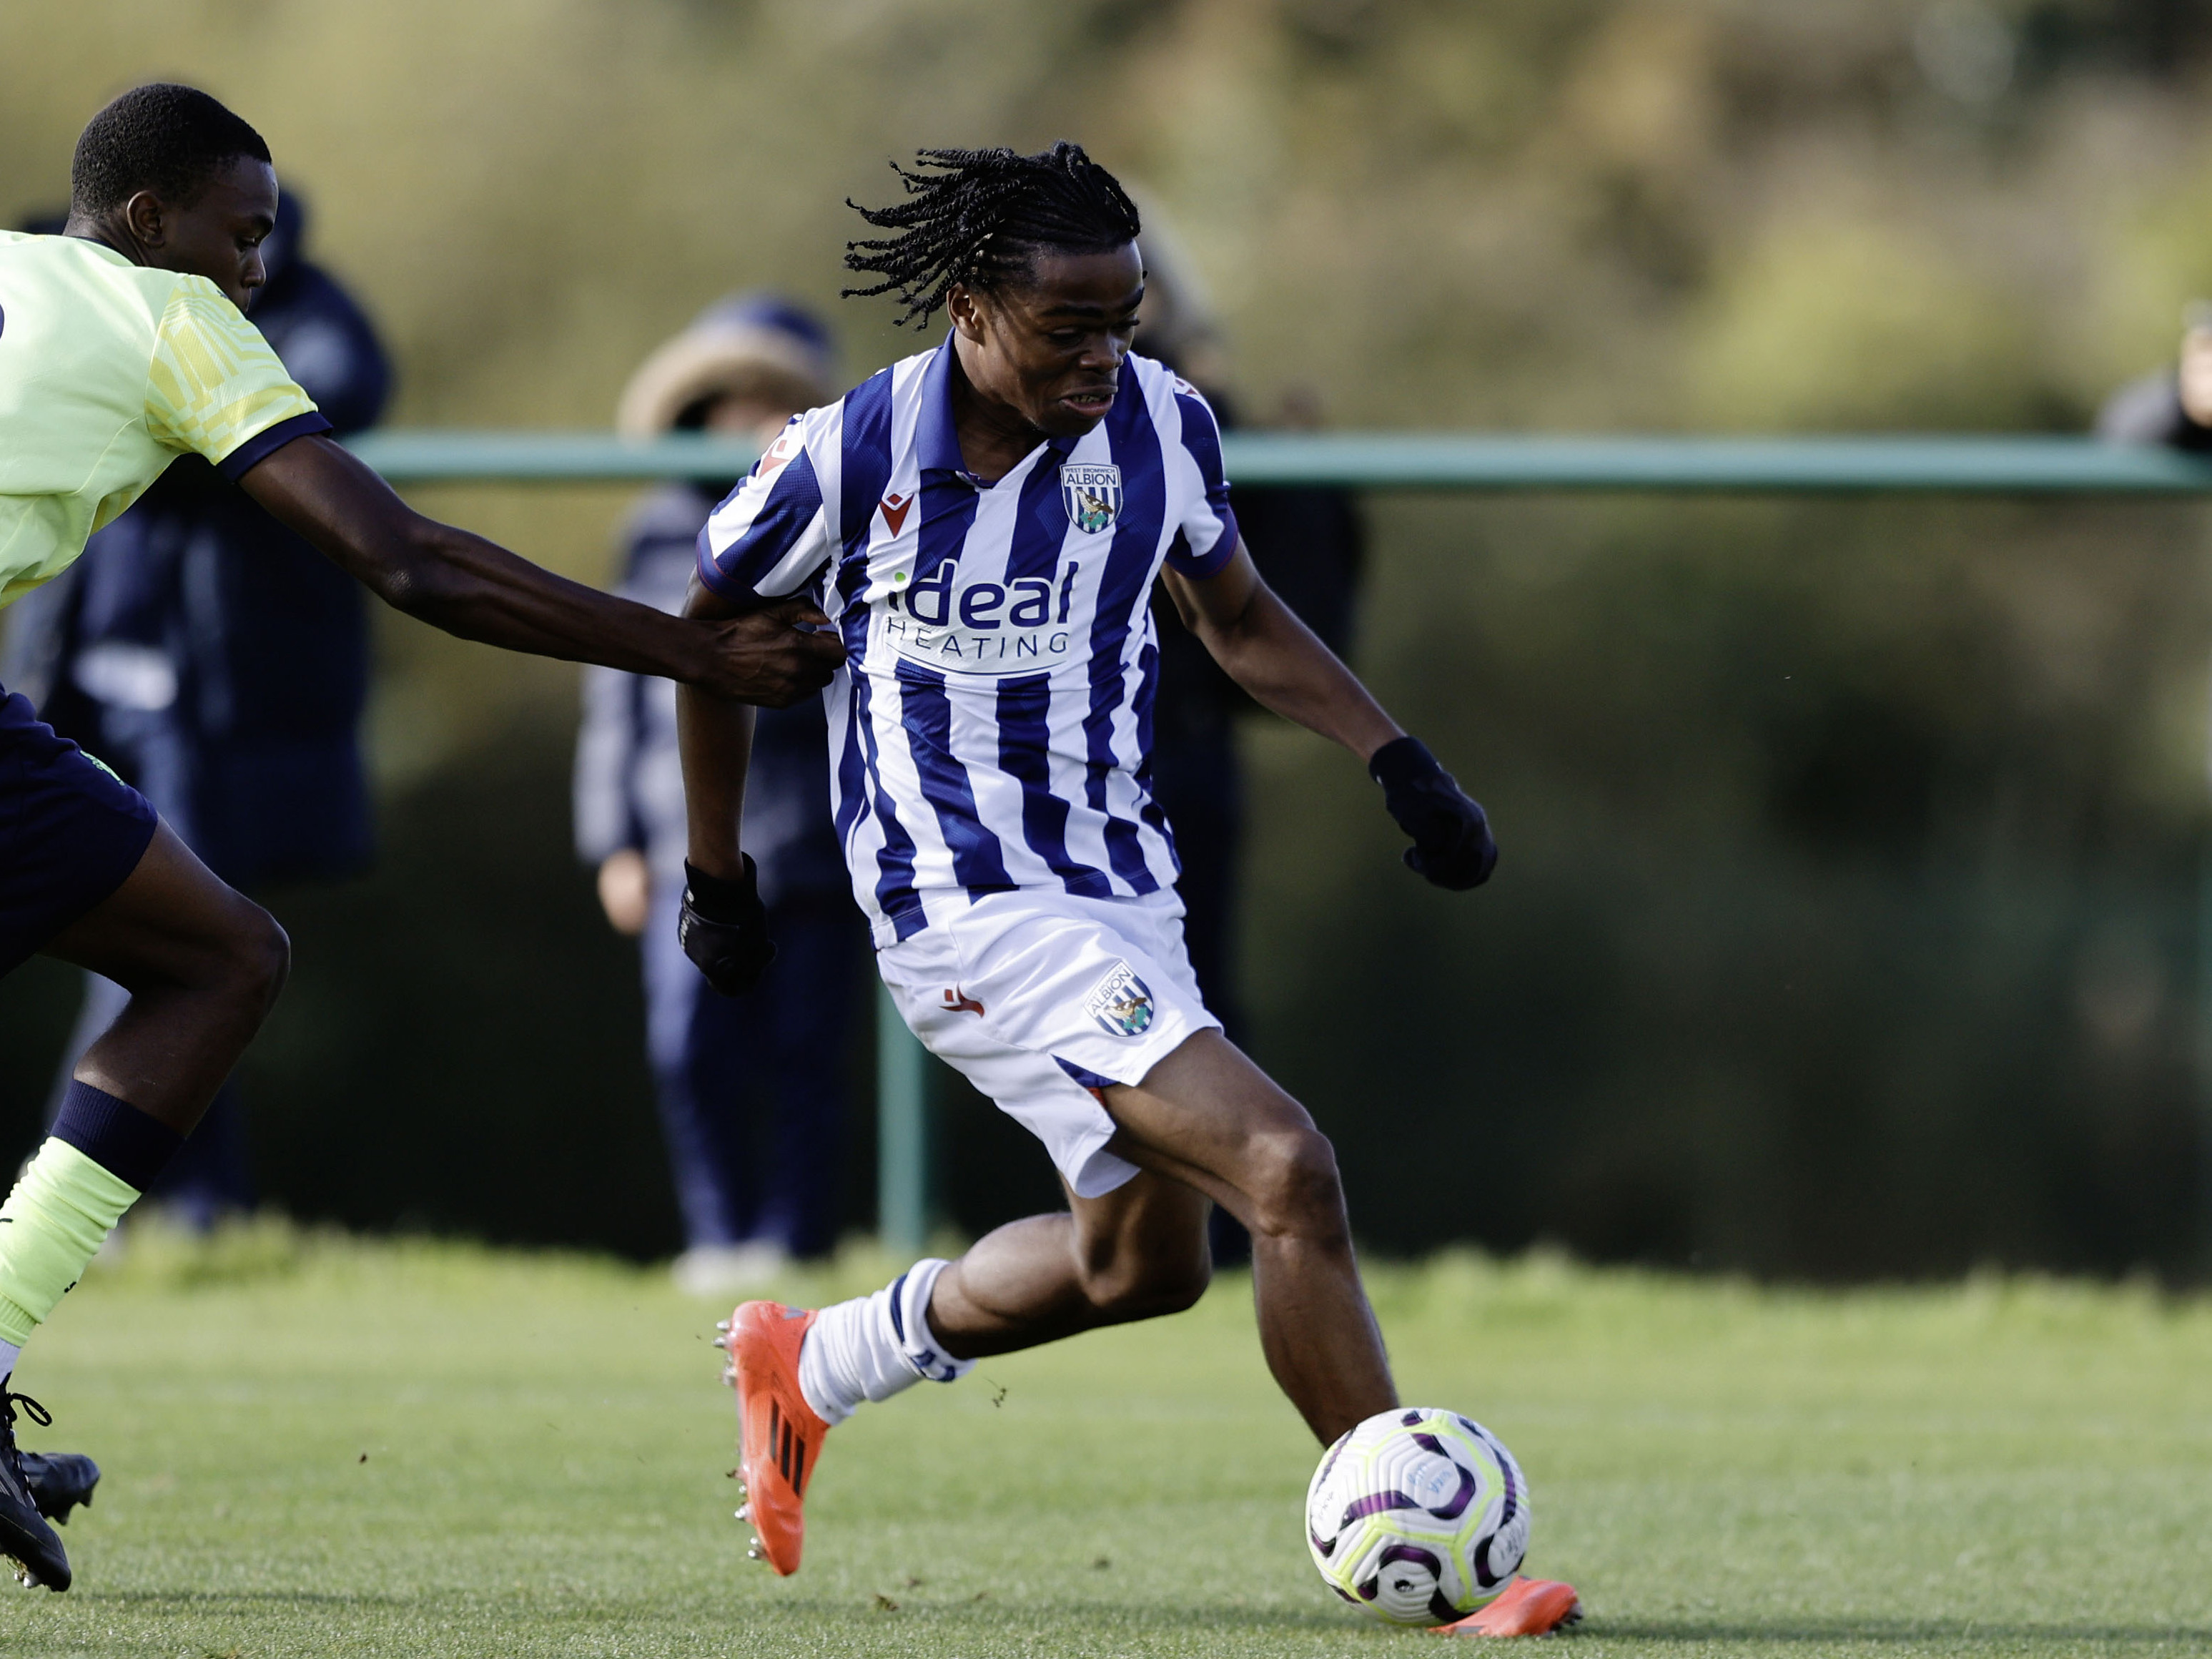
left=4, top=1231, right=2211, bottom=1654
left=11, top=0, right=2212, bottom=448
left=1687, top=217, right=2050, bottom=431
left=1246, top=493, right=2212, bottom=1275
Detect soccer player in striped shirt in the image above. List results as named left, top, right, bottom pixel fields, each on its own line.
left=0, top=84, right=843, bottom=1590
left=687, top=147, right=1566, bottom=1629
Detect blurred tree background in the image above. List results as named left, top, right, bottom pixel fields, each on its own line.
left=9, top=0, right=2212, bottom=1276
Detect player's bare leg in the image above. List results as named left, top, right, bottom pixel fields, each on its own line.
left=0, top=823, right=285, bottom=1590
left=721, top=1030, right=1394, bottom=1572
left=42, top=822, right=290, bottom=1134
left=927, top=1028, right=1396, bottom=1443
left=1112, top=1031, right=1398, bottom=1441
left=722, top=1160, right=1213, bottom=1572
left=922, top=1171, right=1211, bottom=1350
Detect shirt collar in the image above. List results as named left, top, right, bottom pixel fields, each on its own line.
left=917, top=331, right=968, bottom=476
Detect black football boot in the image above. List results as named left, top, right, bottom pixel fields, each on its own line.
left=21, top=1453, right=99, bottom=1525
left=0, top=1390, right=69, bottom=1590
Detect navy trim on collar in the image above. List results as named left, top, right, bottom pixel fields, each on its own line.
left=917, top=332, right=967, bottom=475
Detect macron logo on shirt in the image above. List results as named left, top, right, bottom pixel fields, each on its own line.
left=755, top=428, right=801, bottom=480
left=880, top=492, right=913, bottom=536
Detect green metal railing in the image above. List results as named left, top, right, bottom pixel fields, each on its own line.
left=348, top=427, right=2212, bottom=1255
left=350, top=430, right=2212, bottom=493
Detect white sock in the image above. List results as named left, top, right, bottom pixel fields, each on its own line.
left=797, top=1256, right=974, bottom=1426
left=0, top=1342, right=20, bottom=1382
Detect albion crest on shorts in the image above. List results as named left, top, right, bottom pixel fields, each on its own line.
left=1085, top=961, right=1155, bottom=1038
left=1060, top=462, right=1122, bottom=533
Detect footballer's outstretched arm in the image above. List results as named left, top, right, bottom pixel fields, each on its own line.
left=239, top=434, right=844, bottom=706
left=1161, top=541, right=1401, bottom=759
left=1163, top=542, right=1497, bottom=890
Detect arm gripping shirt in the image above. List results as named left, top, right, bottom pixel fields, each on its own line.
left=0, top=231, right=329, bottom=609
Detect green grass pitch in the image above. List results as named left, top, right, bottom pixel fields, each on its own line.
left=2, top=1222, right=2208, bottom=1656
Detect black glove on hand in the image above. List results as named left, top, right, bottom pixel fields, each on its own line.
left=679, top=856, right=776, bottom=995
left=1369, top=736, right=1498, bottom=890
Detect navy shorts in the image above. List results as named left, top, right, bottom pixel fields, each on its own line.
left=0, top=684, right=158, bottom=980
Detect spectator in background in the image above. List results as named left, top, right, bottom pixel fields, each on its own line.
left=1135, top=226, right=1366, bottom=1043
left=577, top=296, right=863, bottom=1296
left=1, top=192, right=388, bottom=1229
left=2097, top=304, right=2212, bottom=448
left=1132, top=221, right=1366, bottom=1260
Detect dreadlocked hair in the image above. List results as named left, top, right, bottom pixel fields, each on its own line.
left=844, top=142, right=1142, bottom=328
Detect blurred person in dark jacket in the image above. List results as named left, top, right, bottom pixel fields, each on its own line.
left=2, top=191, right=387, bottom=1230
left=576, top=295, right=864, bottom=1295
left=2096, top=304, right=2212, bottom=449
left=1134, top=226, right=1366, bottom=1044
left=1132, top=220, right=1366, bottom=1263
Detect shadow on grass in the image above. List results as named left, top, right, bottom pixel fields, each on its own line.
left=758, top=1596, right=1358, bottom=1632
left=81, top=1590, right=416, bottom=1609
left=69, top=1590, right=1356, bottom=1631
left=67, top=1597, right=2212, bottom=1650
left=1603, top=1619, right=2212, bottom=1648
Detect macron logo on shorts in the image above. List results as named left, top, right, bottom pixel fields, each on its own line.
left=1084, top=961, right=1154, bottom=1038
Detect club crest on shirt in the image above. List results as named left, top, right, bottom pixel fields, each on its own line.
left=1060, top=463, right=1122, bottom=533
left=1084, top=960, right=1154, bottom=1039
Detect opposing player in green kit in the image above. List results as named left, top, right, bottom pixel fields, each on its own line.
left=0, top=83, right=843, bottom=1590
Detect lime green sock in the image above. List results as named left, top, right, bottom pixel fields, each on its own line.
left=0, top=1140, right=142, bottom=1347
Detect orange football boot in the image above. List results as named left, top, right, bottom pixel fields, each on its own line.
left=716, top=1301, right=830, bottom=1575
left=1428, top=1577, right=1584, bottom=1638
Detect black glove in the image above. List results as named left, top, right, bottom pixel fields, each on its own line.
left=678, top=856, right=776, bottom=995
left=1369, top=736, right=1497, bottom=890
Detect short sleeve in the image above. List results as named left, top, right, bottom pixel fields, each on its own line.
left=696, top=411, right=838, bottom=604
left=1163, top=382, right=1239, bottom=579
left=144, top=280, right=330, bottom=478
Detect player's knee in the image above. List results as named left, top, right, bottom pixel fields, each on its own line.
left=1245, top=1126, right=1349, bottom=1245
left=1077, top=1242, right=1211, bottom=1321
left=1142, top=1246, right=1213, bottom=1316
left=217, top=902, right=290, bottom=1018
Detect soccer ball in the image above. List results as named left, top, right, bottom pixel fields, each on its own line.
left=1305, top=1407, right=1531, bottom=1625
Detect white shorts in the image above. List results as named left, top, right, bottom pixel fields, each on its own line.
left=876, top=887, right=1220, bottom=1199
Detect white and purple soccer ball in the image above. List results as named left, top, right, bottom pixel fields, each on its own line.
left=1305, top=1407, right=1531, bottom=1625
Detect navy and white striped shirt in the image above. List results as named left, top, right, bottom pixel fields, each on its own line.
left=698, top=334, right=1239, bottom=946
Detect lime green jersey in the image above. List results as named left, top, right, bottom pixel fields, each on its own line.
left=0, top=231, right=327, bottom=609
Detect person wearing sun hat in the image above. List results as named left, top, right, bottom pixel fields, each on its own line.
left=613, top=295, right=841, bottom=443
left=577, top=294, right=865, bottom=1295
